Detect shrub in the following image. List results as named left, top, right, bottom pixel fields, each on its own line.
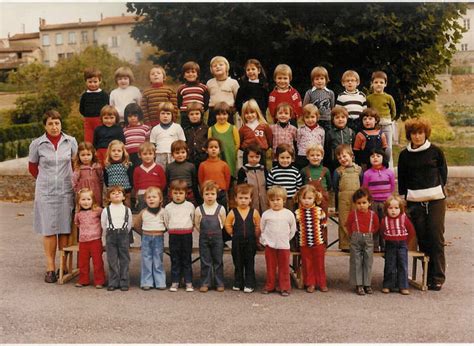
left=10, top=90, right=70, bottom=124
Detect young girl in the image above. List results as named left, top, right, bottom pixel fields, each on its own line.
left=235, top=59, right=269, bottom=116
left=132, top=186, right=167, bottom=290
left=208, top=101, right=240, bottom=177
left=101, top=185, right=133, bottom=291
left=380, top=195, right=415, bottom=295
left=150, top=101, right=186, bottom=170
left=296, top=104, right=325, bottom=169
left=239, top=99, right=272, bottom=166
left=104, top=140, right=134, bottom=208
left=266, top=144, right=303, bottom=211
left=74, top=188, right=105, bottom=288
left=93, top=106, right=126, bottom=165
left=72, top=142, right=104, bottom=206
left=109, top=66, right=142, bottom=124
left=260, top=186, right=297, bottom=296
left=269, top=102, right=297, bottom=164
left=362, top=148, right=395, bottom=252
left=194, top=180, right=227, bottom=292
left=332, top=144, right=363, bottom=251
left=294, top=185, right=327, bottom=293
left=123, top=103, right=150, bottom=169
left=184, top=102, right=209, bottom=172
left=346, top=188, right=379, bottom=296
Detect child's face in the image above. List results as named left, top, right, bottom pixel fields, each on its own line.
left=370, top=153, right=384, bottom=168
left=127, top=114, right=139, bottom=127
left=117, top=76, right=130, bottom=89
left=362, top=116, right=376, bottom=129
left=216, top=112, right=228, bottom=125
left=109, top=190, right=125, bottom=204
left=307, top=150, right=323, bottom=166
left=206, top=141, right=220, bottom=159
left=342, top=76, right=359, bottom=92
left=110, top=144, right=124, bottom=162
left=140, top=150, right=155, bottom=165
left=235, top=192, right=251, bottom=209
left=102, top=114, right=116, bottom=127
left=86, top=77, right=101, bottom=91
left=79, top=192, right=93, bottom=210
left=79, top=149, right=93, bottom=166
left=269, top=196, right=284, bottom=211
left=184, top=69, right=198, bottom=83
left=172, top=148, right=187, bottom=163
left=333, top=113, right=348, bottom=129
left=149, top=67, right=165, bottom=84
left=245, top=64, right=260, bottom=81
left=244, top=110, right=258, bottom=123
left=211, top=61, right=227, bottom=79
left=355, top=196, right=370, bottom=213
left=387, top=200, right=401, bottom=218
left=247, top=151, right=261, bottom=166
left=203, top=189, right=217, bottom=205
left=188, top=110, right=202, bottom=123
left=312, top=76, right=327, bottom=89
left=145, top=190, right=161, bottom=208
left=275, top=73, right=290, bottom=90
left=278, top=151, right=292, bottom=168
left=300, top=192, right=316, bottom=209
left=171, top=189, right=186, bottom=204
left=337, top=150, right=353, bottom=167
left=159, top=111, right=173, bottom=124
left=276, top=107, right=291, bottom=123
left=304, top=112, right=318, bottom=127
left=372, top=78, right=386, bottom=94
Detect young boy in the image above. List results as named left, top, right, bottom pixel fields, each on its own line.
left=194, top=180, right=227, bottom=292
left=224, top=184, right=261, bottom=293
left=206, top=56, right=239, bottom=126
left=237, top=143, right=268, bottom=214
left=79, top=67, right=109, bottom=143
left=184, top=102, right=209, bottom=173
left=336, top=70, right=367, bottom=132
left=324, top=106, right=355, bottom=173
left=366, top=71, right=396, bottom=168
left=101, top=185, right=133, bottom=291
left=165, top=180, right=196, bottom=292
left=302, top=66, right=335, bottom=132
left=177, top=61, right=210, bottom=130
left=141, top=65, right=178, bottom=127
left=296, top=104, right=325, bottom=169
left=268, top=64, right=303, bottom=126
left=109, top=67, right=142, bottom=123
left=260, top=186, right=297, bottom=296
left=269, top=102, right=297, bottom=164
left=165, top=140, right=199, bottom=205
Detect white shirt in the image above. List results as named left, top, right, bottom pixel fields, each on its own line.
left=260, top=208, right=297, bottom=249
left=150, top=123, right=186, bottom=154
left=109, top=86, right=142, bottom=122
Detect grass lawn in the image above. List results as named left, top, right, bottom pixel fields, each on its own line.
left=392, top=145, right=474, bottom=166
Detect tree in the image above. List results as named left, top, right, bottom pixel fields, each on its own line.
left=127, top=2, right=466, bottom=118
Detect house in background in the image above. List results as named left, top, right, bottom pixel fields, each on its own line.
left=0, top=32, right=41, bottom=80
left=452, top=3, right=474, bottom=71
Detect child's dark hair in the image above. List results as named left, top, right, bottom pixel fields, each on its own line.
left=186, top=101, right=204, bottom=114
left=214, top=101, right=232, bottom=115
left=369, top=147, right=388, bottom=168
left=352, top=187, right=372, bottom=203
left=170, top=179, right=188, bottom=192
left=235, top=183, right=254, bottom=197
left=276, top=143, right=294, bottom=159
left=84, top=67, right=101, bottom=81
left=74, top=141, right=99, bottom=170
left=124, top=103, right=144, bottom=125
left=331, top=106, right=349, bottom=120
left=171, top=139, right=188, bottom=154
left=371, top=70, right=388, bottom=83
left=275, top=102, right=293, bottom=119
left=242, top=58, right=267, bottom=81
left=361, top=108, right=380, bottom=126
left=204, top=137, right=222, bottom=149
left=182, top=61, right=200, bottom=80
left=245, top=143, right=262, bottom=156
left=106, top=185, right=126, bottom=203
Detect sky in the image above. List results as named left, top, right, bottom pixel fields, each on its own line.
left=0, top=2, right=129, bottom=38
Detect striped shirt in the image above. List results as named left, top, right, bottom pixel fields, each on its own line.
left=362, top=167, right=395, bottom=202
left=176, top=82, right=210, bottom=111
left=381, top=213, right=415, bottom=242
left=141, top=85, right=178, bottom=125
left=123, top=124, right=150, bottom=154
left=302, top=87, right=335, bottom=122
left=336, top=89, right=367, bottom=119
left=267, top=164, right=303, bottom=198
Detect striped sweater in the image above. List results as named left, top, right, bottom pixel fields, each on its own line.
left=295, top=206, right=326, bottom=247
left=266, top=164, right=303, bottom=198
left=336, top=89, right=367, bottom=120
left=381, top=213, right=415, bottom=242
left=123, top=124, right=150, bottom=154
left=141, top=85, right=178, bottom=126
left=176, top=82, right=210, bottom=111
left=362, top=167, right=395, bottom=202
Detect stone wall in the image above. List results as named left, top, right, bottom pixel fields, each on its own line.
left=451, top=74, right=474, bottom=95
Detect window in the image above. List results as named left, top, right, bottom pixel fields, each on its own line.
left=55, top=33, right=63, bottom=45
left=93, top=30, right=97, bottom=43
left=81, top=31, right=88, bottom=43
left=111, top=36, right=118, bottom=47
left=461, top=43, right=468, bottom=51
left=464, top=19, right=470, bottom=30
left=42, top=34, right=50, bottom=46
left=58, top=53, right=65, bottom=60
left=66, top=52, right=74, bottom=58
left=68, top=32, right=76, bottom=44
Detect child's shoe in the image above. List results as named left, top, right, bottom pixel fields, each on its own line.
left=169, top=283, right=179, bottom=292
left=141, top=286, right=151, bottom=291
left=364, top=286, right=373, bottom=294
left=400, top=289, right=410, bottom=295
left=306, top=285, right=315, bottom=293
left=281, top=291, right=290, bottom=297
left=199, top=286, right=209, bottom=293
left=320, top=286, right=329, bottom=292
left=356, top=286, right=365, bottom=295
left=185, top=283, right=194, bottom=292
left=381, top=287, right=390, bottom=294
left=232, top=286, right=241, bottom=291
left=95, top=285, right=103, bottom=289
left=120, top=286, right=129, bottom=291
left=243, top=287, right=254, bottom=293
left=75, top=283, right=84, bottom=288
left=216, top=286, right=225, bottom=292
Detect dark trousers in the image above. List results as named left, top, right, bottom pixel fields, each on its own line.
left=199, top=232, right=224, bottom=287
left=169, top=233, right=193, bottom=284
left=106, top=230, right=130, bottom=288
left=78, top=238, right=105, bottom=286
left=383, top=240, right=409, bottom=289
left=408, top=199, right=446, bottom=285
left=231, top=237, right=257, bottom=289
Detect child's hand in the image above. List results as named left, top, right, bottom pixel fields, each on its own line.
left=257, top=241, right=265, bottom=251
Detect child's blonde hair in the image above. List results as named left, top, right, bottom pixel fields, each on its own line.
left=241, top=99, right=267, bottom=124
left=335, top=144, right=354, bottom=158
left=302, top=104, right=320, bottom=122
left=114, top=66, right=134, bottom=84
left=138, top=142, right=156, bottom=155
left=341, top=70, right=360, bottom=83
left=210, top=56, right=230, bottom=74
left=158, top=101, right=177, bottom=117
left=297, top=184, right=322, bottom=205
left=75, top=187, right=100, bottom=212
left=273, top=64, right=292, bottom=81
left=306, top=144, right=324, bottom=157
left=105, top=140, right=130, bottom=167
left=74, top=141, right=100, bottom=171
left=310, top=66, right=329, bottom=84
left=100, top=105, right=119, bottom=124
left=105, top=185, right=126, bottom=204
left=150, top=65, right=167, bottom=80
left=267, top=185, right=287, bottom=202
left=383, top=194, right=406, bottom=215
left=201, top=180, right=220, bottom=194
left=144, top=186, right=163, bottom=205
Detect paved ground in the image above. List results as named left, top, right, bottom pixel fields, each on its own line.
left=0, top=201, right=473, bottom=343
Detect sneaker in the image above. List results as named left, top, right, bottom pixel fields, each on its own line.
left=364, top=286, right=373, bottom=294
left=120, top=286, right=129, bottom=291
left=185, top=283, right=194, bottom=292
left=281, top=291, right=289, bottom=297
left=107, top=286, right=116, bottom=291
left=243, top=287, right=254, bottom=293
left=320, top=286, right=329, bottom=292
left=232, top=286, right=241, bottom=291
left=44, top=271, right=57, bottom=284
left=95, top=285, right=103, bottom=289
left=400, top=289, right=410, bottom=295
left=428, top=283, right=442, bottom=291
left=306, top=285, right=315, bottom=293
left=141, top=286, right=151, bottom=291
left=169, top=283, right=179, bottom=292
left=381, top=288, right=390, bottom=294
left=356, top=286, right=365, bottom=295
left=216, top=286, right=225, bottom=292
left=199, top=286, right=209, bottom=293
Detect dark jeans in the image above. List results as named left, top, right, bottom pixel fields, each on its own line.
left=383, top=240, right=409, bottom=289
left=169, top=233, right=193, bottom=284
left=231, top=237, right=257, bottom=289
left=407, top=199, right=446, bottom=285
left=199, top=232, right=224, bottom=287
left=106, top=229, right=130, bottom=288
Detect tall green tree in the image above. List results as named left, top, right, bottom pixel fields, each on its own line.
left=127, top=2, right=465, bottom=118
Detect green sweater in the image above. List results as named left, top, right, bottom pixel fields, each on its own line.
left=300, top=164, right=332, bottom=191
left=366, top=92, right=396, bottom=124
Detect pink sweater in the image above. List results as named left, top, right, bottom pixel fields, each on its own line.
left=74, top=208, right=103, bottom=242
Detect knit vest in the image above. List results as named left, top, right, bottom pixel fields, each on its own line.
left=232, top=208, right=256, bottom=239
left=296, top=206, right=325, bottom=247
left=106, top=163, right=131, bottom=190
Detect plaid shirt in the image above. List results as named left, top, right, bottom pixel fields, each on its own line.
left=270, top=123, right=297, bottom=160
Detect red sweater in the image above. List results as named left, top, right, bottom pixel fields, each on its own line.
left=198, top=158, right=231, bottom=191
left=133, top=163, right=167, bottom=192
left=239, top=123, right=273, bottom=151
left=346, top=210, right=379, bottom=235
left=380, top=213, right=415, bottom=242
left=268, top=86, right=303, bottom=121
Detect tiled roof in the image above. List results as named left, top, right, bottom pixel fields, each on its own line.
left=9, top=32, right=40, bottom=41
left=40, top=21, right=98, bottom=31
left=0, top=47, right=37, bottom=53
left=98, top=15, right=143, bottom=26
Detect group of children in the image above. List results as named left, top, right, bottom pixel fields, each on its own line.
left=72, top=56, right=414, bottom=296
